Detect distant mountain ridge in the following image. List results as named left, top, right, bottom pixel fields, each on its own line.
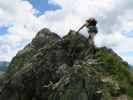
left=0, top=61, right=9, bottom=72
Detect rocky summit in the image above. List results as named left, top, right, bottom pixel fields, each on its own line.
left=0, top=28, right=133, bottom=100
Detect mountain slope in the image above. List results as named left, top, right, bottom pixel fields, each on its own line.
left=0, top=28, right=133, bottom=100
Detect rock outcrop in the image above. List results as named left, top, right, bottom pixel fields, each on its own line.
left=0, top=28, right=133, bottom=100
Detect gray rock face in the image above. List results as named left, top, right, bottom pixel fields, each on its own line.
left=31, top=28, right=61, bottom=49
left=0, top=28, right=132, bottom=100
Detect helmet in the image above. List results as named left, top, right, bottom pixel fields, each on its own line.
left=87, top=18, right=97, bottom=26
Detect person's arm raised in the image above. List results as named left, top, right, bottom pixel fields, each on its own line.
left=76, top=24, right=86, bottom=33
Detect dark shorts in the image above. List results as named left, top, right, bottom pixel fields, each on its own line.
left=87, top=26, right=98, bottom=33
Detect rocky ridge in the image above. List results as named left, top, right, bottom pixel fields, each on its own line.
left=0, top=28, right=133, bottom=100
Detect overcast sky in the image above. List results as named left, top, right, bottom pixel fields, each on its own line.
left=0, top=0, right=133, bottom=65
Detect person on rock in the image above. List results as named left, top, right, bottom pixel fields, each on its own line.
left=77, top=18, right=98, bottom=46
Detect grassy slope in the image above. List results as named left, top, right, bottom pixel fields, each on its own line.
left=7, top=47, right=35, bottom=76
left=96, top=47, right=133, bottom=99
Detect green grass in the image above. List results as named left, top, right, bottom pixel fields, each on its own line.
left=7, top=47, right=35, bottom=76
